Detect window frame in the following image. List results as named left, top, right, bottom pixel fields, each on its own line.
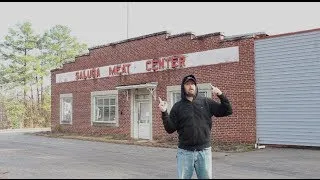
left=91, top=90, right=119, bottom=126
left=166, top=83, right=213, bottom=112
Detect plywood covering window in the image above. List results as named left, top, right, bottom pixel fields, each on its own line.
left=60, top=93, right=73, bottom=124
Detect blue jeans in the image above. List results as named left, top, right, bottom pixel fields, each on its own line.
left=176, top=147, right=212, bottom=179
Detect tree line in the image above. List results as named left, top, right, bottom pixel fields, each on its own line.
left=0, top=21, right=87, bottom=129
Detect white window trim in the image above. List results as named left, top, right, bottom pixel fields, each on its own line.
left=166, top=83, right=213, bottom=112
left=197, top=83, right=213, bottom=99
left=60, top=93, right=73, bottom=125
left=91, top=90, right=119, bottom=126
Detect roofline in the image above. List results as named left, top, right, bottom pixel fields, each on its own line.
left=88, top=31, right=224, bottom=51
left=52, top=30, right=260, bottom=73
left=222, top=32, right=267, bottom=41
left=89, top=31, right=169, bottom=50
left=193, top=32, right=223, bottom=39
left=257, top=27, right=320, bottom=40
left=166, top=32, right=195, bottom=39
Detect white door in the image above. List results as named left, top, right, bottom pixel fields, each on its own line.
left=137, top=101, right=151, bottom=139
left=133, top=90, right=152, bottom=140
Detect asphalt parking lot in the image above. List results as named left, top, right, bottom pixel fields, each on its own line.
left=0, top=129, right=319, bottom=179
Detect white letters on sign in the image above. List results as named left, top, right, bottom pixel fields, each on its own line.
left=56, top=46, right=239, bottom=83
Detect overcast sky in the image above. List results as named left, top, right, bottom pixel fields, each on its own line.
left=0, top=2, right=320, bottom=48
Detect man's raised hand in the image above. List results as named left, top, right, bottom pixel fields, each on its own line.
left=211, top=84, right=222, bottom=96
left=158, top=97, right=168, bottom=112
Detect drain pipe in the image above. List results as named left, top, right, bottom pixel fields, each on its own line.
left=255, top=137, right=265, bottom=149
left=255, top=137, right=259, bottom=149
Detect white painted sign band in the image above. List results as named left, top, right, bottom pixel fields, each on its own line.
left=56, top=46, right=239, bottom=83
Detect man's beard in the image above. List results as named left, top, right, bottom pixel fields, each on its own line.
left=186, top=90, right=196, bottom=97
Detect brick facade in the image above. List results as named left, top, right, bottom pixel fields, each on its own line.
left=51, top=31, right=260, bottom=144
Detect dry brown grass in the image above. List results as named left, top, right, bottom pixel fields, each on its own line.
left=33, top=131, right=255, bottom=152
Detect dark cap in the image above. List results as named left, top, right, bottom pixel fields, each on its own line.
left=183, top=75, right=197, bottom=85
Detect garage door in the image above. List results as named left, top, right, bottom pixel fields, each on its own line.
left=255, top=30, right=320, bottom=146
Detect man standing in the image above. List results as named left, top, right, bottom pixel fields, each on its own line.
left=158, top=74, right=232, bottom=179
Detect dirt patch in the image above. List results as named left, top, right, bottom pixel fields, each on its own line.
left=32, top=131, right=255, bottom=152
left=211, top=142, right=255, bottom=152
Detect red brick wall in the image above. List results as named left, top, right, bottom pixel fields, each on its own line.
left=51, top=33, right=256, bottom=144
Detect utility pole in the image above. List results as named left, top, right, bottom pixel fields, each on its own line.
left=126, top=2, right=129, bottom=39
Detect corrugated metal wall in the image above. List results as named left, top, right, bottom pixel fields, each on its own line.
left=255, top=31, right=320, bottom=146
